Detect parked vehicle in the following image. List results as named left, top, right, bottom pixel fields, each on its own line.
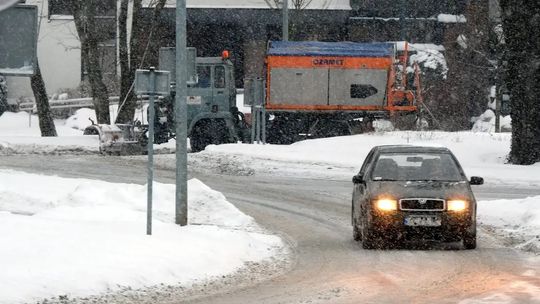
left=351, top=145, right=483, bottom=249
left=264, top=41, right=423, bottom=144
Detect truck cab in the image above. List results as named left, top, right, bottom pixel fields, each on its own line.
left=183, top=56, right=248, bottom=152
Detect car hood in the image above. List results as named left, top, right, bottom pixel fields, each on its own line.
left=368, top=180, right=474, bottom=201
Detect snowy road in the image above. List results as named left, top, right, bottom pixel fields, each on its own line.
left=1, top=155, right=540, bottom=303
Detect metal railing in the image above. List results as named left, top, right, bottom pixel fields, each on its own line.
left=18, top=96, right=153, bottom=113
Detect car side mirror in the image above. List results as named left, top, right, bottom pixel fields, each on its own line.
left=470, top=176, right=484, bottom=185
left=352, top=175, right=364, bottom=184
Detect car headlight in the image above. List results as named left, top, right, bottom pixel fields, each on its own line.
left=374, top=198, right=398, bottom=211
left=447, top=200, right=468, bottom=212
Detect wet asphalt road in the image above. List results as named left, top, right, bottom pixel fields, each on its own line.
left=1, top=155, right=540, bottom=304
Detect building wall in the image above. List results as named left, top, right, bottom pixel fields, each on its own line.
left=6, top=0, right=81, bottom=103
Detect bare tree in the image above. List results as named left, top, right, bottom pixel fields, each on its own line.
left=31, top=2, right=57, bottom=136
left=30, top=63, right=57, bottom=136
left=116, top=0, right=167, bottom=124
left=69, top=0, right=111, bottom=124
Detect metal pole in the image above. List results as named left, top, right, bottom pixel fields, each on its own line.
left=495, top=95, right=501, bottom=133
left=251, top=106, right=256, bottom=143
left=399, top=0, right=406, bottom=40
left=256, top=108, right=261, bottom=144
left=175, top=0, right=188, bottom=226
left=262, top=106, right=266, bottom=144
left=282, top=0, right=288, bottom=41
left=147, top=68, right=156, bottom=235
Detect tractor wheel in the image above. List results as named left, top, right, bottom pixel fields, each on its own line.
left=190, top=123, right=211, bottom=152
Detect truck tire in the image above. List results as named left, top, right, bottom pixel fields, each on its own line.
left=190, top=119, right=230, bottom=152
left=190, top=123, right=211, bottom=152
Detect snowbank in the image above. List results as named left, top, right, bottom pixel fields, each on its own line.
left=472, top=109, right=511, bottom=132
left=437, top=14, right=467, bottom=23
left=0, top=112, right=99, bottom=154
left=479, top=196, right=540, bottom=253
left=0, top=170, right=286, bottom=304
left=192, top=130, right=540, bottom=186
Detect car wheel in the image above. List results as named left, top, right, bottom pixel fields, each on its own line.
left=463, top=233, right=476, bottom=250
left=361, top=219, right=378, bottom=249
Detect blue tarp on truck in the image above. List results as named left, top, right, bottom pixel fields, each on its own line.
left=267, top=41, right=394, bottom=58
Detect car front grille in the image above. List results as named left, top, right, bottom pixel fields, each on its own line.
left=400, top=198, right=445, bottom=211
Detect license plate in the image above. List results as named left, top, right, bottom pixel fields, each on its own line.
left=404, top=215, right=441, bottom=227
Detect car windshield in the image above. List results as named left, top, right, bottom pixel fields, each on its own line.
left=370, top=152, right=464, bottom=182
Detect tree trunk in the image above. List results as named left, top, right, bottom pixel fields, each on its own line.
left=30, top=63, right=57, bottom=137
left=115, top=0, right=141, bottom=124
left=500, top=0, right=540, bottom=164
left=117, top=0, right=132, bottom=124
left=70, top=0, right=111, bottom=124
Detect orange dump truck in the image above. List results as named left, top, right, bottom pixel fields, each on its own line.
left=264, top=41, right=422, bottom=143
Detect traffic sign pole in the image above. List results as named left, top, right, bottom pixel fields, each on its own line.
left=147, top=68, right=156, bottom=235
left=134, top=68, right=169, bottom=235
left=175, top=0, right=188, bottom=226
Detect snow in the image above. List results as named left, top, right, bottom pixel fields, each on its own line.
left=144, top=0, right=351, bottom=10
left=409, top=49, right=448, bottom=78
left=479, top=195, right=540, bottom=253
left=472, top=109, right=511, bottom=132
left=395, top=41, right=446, bottom=52
left=194, top=129, right=539, bottom=187
left=0, top=112, right=99, bottom=154
left=457, top=34, right=468, bottom=49
left=0, top=65, right=34, bottom=76
left=0, top=170, right=286, bottom=303
left=437, top=14, right=467, bottom=23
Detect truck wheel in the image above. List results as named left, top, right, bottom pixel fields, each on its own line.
left=463, top=233, right=477, bottom=250
left=190, top=124, right=210, bottom=152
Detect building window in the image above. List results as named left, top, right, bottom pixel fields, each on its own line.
left=49, top=0, right=116, bottom=18
left=48, top=0, right=71, bottom=17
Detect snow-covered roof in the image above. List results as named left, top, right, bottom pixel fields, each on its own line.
left=143, top=0, right=351, bottom=10
left=268, top=41, right=394, bottom=57
left=350, top=14, right=468, bottom=24
left=394, top=42, right=445, bottom=52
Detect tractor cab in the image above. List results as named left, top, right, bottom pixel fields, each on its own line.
left=186, top=56, right=237, bottom=129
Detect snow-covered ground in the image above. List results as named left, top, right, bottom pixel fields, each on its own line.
left=479, top=196, right=540, bottom=254
left=0, top=170, right=287, bottom=304
left=0, top=112, right=99, bottom=154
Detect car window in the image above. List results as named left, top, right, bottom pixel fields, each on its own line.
left=358, top=149, right=375, bottom=176
left=370, top=152, right=464, bottom=181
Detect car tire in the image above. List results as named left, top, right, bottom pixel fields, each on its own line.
left=463, top=233, right=476, bottom=250
left=361, top=222, right=378, bottom=249
left=353, top=223, right=362, bottom=242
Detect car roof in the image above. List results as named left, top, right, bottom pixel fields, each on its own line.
left=372, top=145, right=452, bottom=154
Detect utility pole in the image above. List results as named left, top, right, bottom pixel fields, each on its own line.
left=399, top=0, right=406, bottom=40
left=175, top=0, right=188, bottom=226
left=282, top=0, right=288, bottom=41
